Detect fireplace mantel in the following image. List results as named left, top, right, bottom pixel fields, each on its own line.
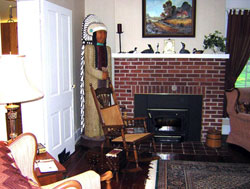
left=112, top=53, right=229, bottom=59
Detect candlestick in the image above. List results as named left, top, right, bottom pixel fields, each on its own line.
left=116, top=23, right=123, bottom=53
left=117, top=23, right=122, bottom=33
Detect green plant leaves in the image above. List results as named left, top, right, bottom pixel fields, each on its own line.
left=203, top=30, right=226, bottom=52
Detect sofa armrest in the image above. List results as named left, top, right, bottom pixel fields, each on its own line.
left=225, top=88, right=239, bottom=115
left=229, top=111, right=250, bottom=122
left=42, top=170, right=100, bottom=189
left=53, top=180, right=81, bottom=189
left=238, top=87, right=250, bottom=102
left=42, top=170, right=112, bottom=189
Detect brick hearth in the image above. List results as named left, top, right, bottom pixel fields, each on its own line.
left=113, top=54, right=229, bottom=141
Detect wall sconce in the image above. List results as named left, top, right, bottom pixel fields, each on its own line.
left=0, top=55, right=43, bottom=141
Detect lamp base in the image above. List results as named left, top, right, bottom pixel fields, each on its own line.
left=6, top=104, right=19, bottom=140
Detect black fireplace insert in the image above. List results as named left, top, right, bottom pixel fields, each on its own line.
left=134, top=94, right=202, bottom=142
left=147, top=108, right=188, bottom=142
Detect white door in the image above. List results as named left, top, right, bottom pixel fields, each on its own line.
left=42, top=1, right=75, bottom=159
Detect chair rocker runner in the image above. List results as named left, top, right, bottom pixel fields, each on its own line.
left=90, top=82, right=158, bottom=171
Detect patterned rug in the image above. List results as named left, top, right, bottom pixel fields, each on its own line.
left=156, top=160, right=250, bottom=189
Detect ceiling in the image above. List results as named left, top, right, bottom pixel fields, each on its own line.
left=0, top=0, right=17, bottom=23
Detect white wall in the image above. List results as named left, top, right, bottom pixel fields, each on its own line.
left=17, top=0, right=45, bottom=143
left=85, top=0, right=116, bottom=53
left=85, top=0, right=226, bottom=54
left=226, top=0, right=250, bottom=9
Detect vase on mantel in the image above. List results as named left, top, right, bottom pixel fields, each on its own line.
left=203, top=46, right=224, bottom=54
left=213, top=46, right=221, bottom=53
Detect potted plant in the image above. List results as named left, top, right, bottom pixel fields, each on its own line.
left=203, top=30, right=226, bottom=53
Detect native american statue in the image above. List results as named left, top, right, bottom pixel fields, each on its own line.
left=80, top=14, right=112, bottom=140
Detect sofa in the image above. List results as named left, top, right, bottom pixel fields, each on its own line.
left=225, top=87, right=250, bottom=152
left=0, top=133, right=112, bottom=189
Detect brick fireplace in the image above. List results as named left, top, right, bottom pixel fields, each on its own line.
left=113, top=54, right=229, bottom=141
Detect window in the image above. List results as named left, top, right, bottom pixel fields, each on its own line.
left=235, top=57, right=250, bottom=88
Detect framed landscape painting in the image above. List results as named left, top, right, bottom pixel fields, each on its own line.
left=142, top=0, right=196, bottom=37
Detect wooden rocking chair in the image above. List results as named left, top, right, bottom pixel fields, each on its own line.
left=90, top=81, right=157, bottom=171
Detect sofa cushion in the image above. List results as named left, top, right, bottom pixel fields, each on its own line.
left=0, top=142, right=38, bottom=189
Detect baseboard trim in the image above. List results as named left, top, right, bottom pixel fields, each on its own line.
left=222, top=117, right=230, bottom=135
left=74, top=128, right=82, bottom=142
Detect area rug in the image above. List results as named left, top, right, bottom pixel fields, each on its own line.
left=145, top=160, right=158, bottom=189
left=156, top=160, right=250, bottom=189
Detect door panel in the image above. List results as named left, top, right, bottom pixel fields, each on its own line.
left=47, top=10, right=60, bottom=96
left=51, top=112, right=60, bottom=147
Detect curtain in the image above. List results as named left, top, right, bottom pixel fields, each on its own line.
left=225, top=9, right=250, bottom=89
left=224, top=9, right=250, bottom=117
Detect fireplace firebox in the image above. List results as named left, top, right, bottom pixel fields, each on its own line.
left=147, top=108, right=188, bottom=142
left=134, top=94, right=202, bottom=142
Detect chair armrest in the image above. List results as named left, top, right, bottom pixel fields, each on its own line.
left=123, top=117, right=147, bottom=121
left=7, top=133, right=39, bottom=185
left=100, top=171, right=113, bottom=189
left=104, top=124, right=124, bottom=128
left=123, top=117, right=148, bottom=132
left=53, top=180, right=82, bottom=189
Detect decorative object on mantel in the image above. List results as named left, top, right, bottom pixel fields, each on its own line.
left=142, top=0, right=196, bottom=37
left=155, top=43, right=160, bottom=54
left=117, top=23, right=124, bottom=53
left=203, top=30, right=226, bottom=53
left=141, top=44, right=154, bottom=53
left=179, top=42, right=190, bottom=54
left=193, top=48, right=204, bottom=54
left=163, top=39, right=175, bottom=54
left=128, top=47, right=138, bottom=53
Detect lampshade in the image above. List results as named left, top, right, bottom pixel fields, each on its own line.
left=0, top=55, right=44, bottom=104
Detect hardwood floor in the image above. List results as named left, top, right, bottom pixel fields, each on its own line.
left=62, top=135, right=250, bottom=189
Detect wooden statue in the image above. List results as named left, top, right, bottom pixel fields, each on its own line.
left=83, top=20, right=112, bottom=140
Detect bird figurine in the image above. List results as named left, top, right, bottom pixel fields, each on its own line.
left=128, top=47, right=137, bottom=53
left=193, top=48, right=204, bottom=54
left=141, top=44, right=154, bottom=53
left=179, top=42, right=190, bottom=54
left=155, top=43, right=160, bottom=54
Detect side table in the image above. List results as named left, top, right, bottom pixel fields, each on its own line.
left=35, top=152, right=66, bottom=185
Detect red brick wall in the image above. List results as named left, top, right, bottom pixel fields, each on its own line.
left=114, top=57, right=227, bottom=141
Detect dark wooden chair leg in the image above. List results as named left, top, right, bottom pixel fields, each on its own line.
left=152, top=138, right=156, bottom=153
left=132, top=144, right=143, bottom=172
left=100, top=142, right=104, bottom=169
left=133, top=144, right=139, bottom=168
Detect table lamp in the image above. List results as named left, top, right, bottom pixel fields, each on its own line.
left=0, top=55, right=44, bottom=140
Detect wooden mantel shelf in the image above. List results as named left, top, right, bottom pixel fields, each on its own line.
left=112, top=53, right=230, bottom=59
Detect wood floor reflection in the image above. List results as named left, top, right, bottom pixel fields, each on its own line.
left=62, top=136, right=250, bottom=189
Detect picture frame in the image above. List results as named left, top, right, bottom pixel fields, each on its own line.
left=163, top=39, right=175, bottom=54
left=142, top=0, right=196, bottom=38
